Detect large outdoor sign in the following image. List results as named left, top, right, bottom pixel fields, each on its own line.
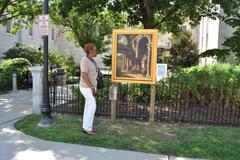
left=111, top=29, right=158, bottom=84
left=38, top=14, right=49, bottom=36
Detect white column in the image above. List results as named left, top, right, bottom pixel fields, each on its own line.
left=12, top=73, right=17, bottom=92
left=29, top=66, right=43, bottom=113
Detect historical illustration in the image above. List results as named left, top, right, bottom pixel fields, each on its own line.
left=112, top=29, right=158, bottom=84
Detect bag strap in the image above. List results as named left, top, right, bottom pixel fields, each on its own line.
left=87, top=57, right=98, bottom=72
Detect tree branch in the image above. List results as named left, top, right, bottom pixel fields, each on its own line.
left=0, top=0, right=11, bottom=17
left=154, top=8, right=178, bottom=28
left=0, top=13, right=18, bottom=23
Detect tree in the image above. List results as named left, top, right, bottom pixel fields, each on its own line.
left=168, top=31, right=199, bottom=72
left=51, top=0, right=124, bottom=53
left=0, top=0, right=41, bottom=30
left=107, top=0, right=223, bottom=32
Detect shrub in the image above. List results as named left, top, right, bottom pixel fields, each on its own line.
left=2, top=43, right=42, bottom=65
left=0, top=58, right=32, bottom=91
left=2, top=44, right=79, bottom=77
left=49, top=52, right=79, bottom=76
left=62, top=56, right=79, bottom=76
left=168, top=31, right=199, bottom=72
left=169, top=64, right=240, bottom=108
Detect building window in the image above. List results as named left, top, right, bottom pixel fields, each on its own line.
left=29, top=26, right=33, bottom=36
left=6, top=20, right=11, bottom=33
left=52, top=29, right=55, bottom=40
left=180, top=25, right=187, bottom=30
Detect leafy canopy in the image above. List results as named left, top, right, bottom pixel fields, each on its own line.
left=107, top=0, right=221, bottom=32
left=0, top=0, right=42, bottom=31
left=51, top=0, right=124, bottom=53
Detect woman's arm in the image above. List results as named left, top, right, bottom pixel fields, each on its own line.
left=81, top=72, right=96, bottom=96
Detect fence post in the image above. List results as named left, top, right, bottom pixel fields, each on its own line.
left=110, top=83, right=117, bottom=122
left=149, top=84, right=156, bottom=125
left=12, top=73, right=17, bottom=92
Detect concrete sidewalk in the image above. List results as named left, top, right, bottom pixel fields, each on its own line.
left=0, top=90, right=204, bottom=160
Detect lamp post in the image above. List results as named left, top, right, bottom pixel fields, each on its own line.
left=39, top=0, right=53, bottom=127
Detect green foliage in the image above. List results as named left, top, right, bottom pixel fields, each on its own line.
left=52, top=0, right=232, bottom=33
left=0, top=0, right=41, bottom=31
left=168, top=31, right=199, bottom=72
left=2, top=43, right=42, bottom=65
left=222, top=28, right=240, bottom=62
left=117, top=83, right=151, bottom=104
left=107, top=0, right=223, bottom=32
left=66, top=75, right=79, bottom=84
left=79, top=68, right=239, bottom=108
left=51, top=0, right=124, bottom=54
left=102, top=55, right=112, bottom=67
left=48, top=51, right=79, bottom=76
left=0, top=58, right=32, bottom=90
left=48, top=51, right=65, bottom=69
left=96, top=77, right=111, bottom=100
left=173, top=64, right=240, bottom=86
left=2, top=43, right=79, bottom=76
left=170, top=64, right=240, bottom=108
left=63, top=56, right=80, bottom=76
left=199, top=49, right=229, bottom=61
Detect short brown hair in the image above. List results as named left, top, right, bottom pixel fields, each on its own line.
left=84, top=43, right=96, bottom=55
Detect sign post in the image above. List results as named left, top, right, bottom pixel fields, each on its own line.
left=111, top=29, right=158, bottom=125
left=38, top=0, right=53, bottom=127
left=109, top=83, right=117, bottom=122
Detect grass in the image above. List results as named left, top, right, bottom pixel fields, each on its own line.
left=15, top=114, right=240, bottom=160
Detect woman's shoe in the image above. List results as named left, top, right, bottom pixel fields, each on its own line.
left=82, top=128, right=97, bottom=133
left=83, top=130, right=96, bottom=135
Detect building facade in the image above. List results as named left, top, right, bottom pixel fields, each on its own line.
left=0, top=21, right=105, bottom=67
left=197, top=7, right=236, bottom=65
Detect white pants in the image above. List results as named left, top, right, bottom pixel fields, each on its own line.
left=80, top=87, right=96, bottom=131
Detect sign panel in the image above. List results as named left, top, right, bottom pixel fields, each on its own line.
left=38, top=14, right=49, bottom=36
left=156, top=63, right=167, bottom=81
left=111, top=29, right=158, bottom=84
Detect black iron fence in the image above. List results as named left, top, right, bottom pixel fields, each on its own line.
left=49, top=74, right=240, bottom=127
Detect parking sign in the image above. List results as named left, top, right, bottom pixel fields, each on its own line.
left=39, top=14, right=49, bottom=36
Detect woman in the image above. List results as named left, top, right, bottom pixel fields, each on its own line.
left=80, top=43, right=98, bottom=135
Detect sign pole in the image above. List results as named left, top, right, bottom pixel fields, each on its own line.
left=110, top=83, right=117, bottom=122
left=149, top=84, right=156, bottom=126
left=39, top=0, right=53, bottom=127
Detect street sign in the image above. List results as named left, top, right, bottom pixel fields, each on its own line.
left=156, top=63, right=167, bottom=81
left=38, top=14, right=49, bottom=36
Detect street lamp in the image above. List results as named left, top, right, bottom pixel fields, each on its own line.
left=39, top=0, right=53, bottom=127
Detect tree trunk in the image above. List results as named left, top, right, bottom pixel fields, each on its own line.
left=142, top=16, right=155, bottom=29
left=142, top=0, right=155, bottom=29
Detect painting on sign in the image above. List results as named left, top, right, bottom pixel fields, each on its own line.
left=111, top=29, right=158, bottom=84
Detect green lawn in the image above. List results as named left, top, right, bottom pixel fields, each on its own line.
left=15, top=114, right=240, bottom=160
